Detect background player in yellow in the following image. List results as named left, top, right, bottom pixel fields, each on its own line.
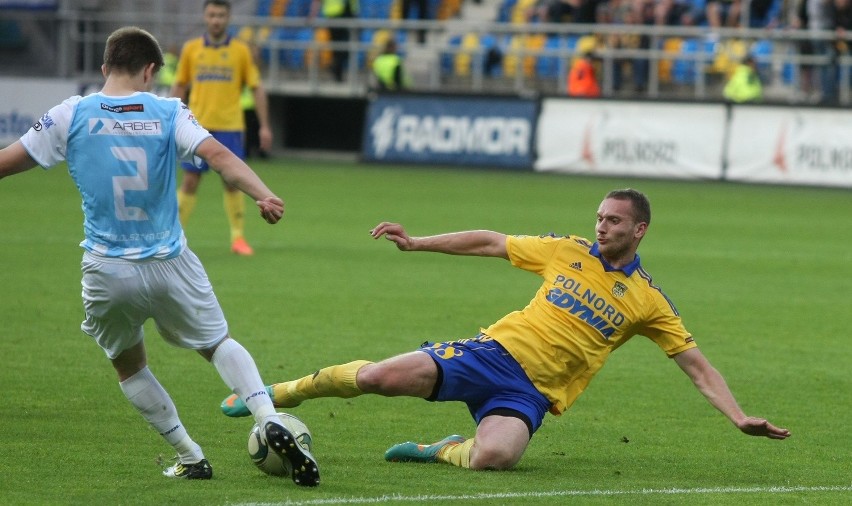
left=221, top=188, right=791, bottom=469
left=171, top=0, right=272, bottom=255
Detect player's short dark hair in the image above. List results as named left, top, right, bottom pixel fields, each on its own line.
left=103, top=26, right=164, bottom=75
left=204, top=0, right=231, bottom=10
left=606, top=188, right=651, bottom=225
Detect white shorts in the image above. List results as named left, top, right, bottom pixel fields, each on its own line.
left=80, top=248, right=229, bottom=359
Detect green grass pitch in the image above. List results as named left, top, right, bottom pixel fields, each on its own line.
left=0, top=157, right=850, bottom=505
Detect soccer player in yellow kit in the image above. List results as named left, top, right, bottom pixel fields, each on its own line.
left=171, top=0, right=272, bottom=255
left=221, top=188, right=791, bottom=469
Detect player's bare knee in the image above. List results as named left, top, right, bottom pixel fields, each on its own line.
left=354, top=363, right=387, bottom=392
left=469, top=444, right=521, bottom=470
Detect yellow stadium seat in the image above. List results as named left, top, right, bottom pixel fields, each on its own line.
left=659, top=37, right=684, bottom=83
left=454, top=33, right=480, bottom=77
left=712, top=39, right=747, bottom=76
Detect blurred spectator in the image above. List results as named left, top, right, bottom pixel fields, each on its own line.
left=655, top=0, right=695, bottom=25
left=747, top=0, right=782, bottom=27
left=312, top=0, right=360, bottom=82
left=527, top=0, right=601, bottom=23
left=792, top=0, right=835, bottom=102
left=705, top=0, right=743, bottom=29
left=598, top=0, right=629, bottom=90
left=633, top=0, right=656, bottom=90
left=567, top=49, right=602, bottom=96
left=402, top=0, right=431, bottom=44
left=723, top=55, right=763, bottom=101
left=372, top=38, right=413, bottom=90
left=240, top=39, right=267, bottom=159
left=572, top=0, right=604, bottom=23
left=831, top=0, right=852, bottom=97
left=527, top=0, right=573, bottom=23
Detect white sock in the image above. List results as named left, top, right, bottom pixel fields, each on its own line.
left=211, top=338, right=276, bottom=424
left=120, top=366, right=204, bottom=463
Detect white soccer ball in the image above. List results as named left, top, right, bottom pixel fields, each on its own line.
left=247, top=412, right=314, bottom=476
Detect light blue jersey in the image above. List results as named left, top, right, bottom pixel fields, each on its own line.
left=21, top=92, right=211, bottom=259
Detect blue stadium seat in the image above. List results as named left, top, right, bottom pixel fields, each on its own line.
left=285, top=0, right=312, bottom=17
left=264, top=27, right=308, bottom=69
left=750, top=39, right=773, bottom=74
left=357, top=29, right=375, bottom=68
left=360, top=0, right=393, bottom=18
left=536, top=35, right=566, bottom=78
left=441, top=34, right=462, bottom=74
left=256, top=0, right=273, bottom=16
left=497, top=0, right=518, bottom=23
left=673, top=38, right=714, bottom=84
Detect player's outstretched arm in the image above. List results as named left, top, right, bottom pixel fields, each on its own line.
left=370, top=222, right=509, bottom=258
left=673, top=347, right=791, bottom=440
left=0, top=141, right=37, bottom=180
left=196, top=137, right=284, bottom=224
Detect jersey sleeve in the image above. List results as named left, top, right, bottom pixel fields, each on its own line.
left=639, top=290, right=696, bottom=356
left=18, top=96, right=79, bottom=168
left=174, top=102, right=212, bottom=166
left=506, top=234, right=560, bottom=276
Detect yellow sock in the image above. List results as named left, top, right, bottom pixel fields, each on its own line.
left=177, top=190, right=197, bottom=226
left=437, top=438, right=474, bottom=468
left=272, top=360, right=372, bottom=406
left=223, top=189, right=245, bottom=242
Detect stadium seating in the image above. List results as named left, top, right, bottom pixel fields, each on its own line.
left=361, top=0, right=394, bottom=19
left=659, top=37, right=684, bottom=84
left=673, top=38, right=717, bottom=84
left=536, top=35, right=568, bottom=79
left=454, top=33, right=481, bottom=77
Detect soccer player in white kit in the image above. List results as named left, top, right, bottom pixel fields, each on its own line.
left=0, top=26, right=319, bottom=486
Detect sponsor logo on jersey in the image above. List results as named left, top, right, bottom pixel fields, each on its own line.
left=32, top=113, right=56, bottom=132
left=100, top=103, right=145, bottom=113
left=89, top=118, right=162, bottom=136
left=196, top=65, right=234, bottom=82
left=547, top=274, right=626, bottom=339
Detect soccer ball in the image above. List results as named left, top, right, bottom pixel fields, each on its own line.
left=247, top=412, right=313, bottom=476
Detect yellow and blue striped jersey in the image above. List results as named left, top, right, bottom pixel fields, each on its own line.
left=174, top=35, right=260, bottom=131
left=484, top=234, right=695, bottom=415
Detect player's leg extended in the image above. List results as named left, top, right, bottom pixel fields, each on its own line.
left=223, top=184, right=253, bottom=255
left=177, top=169, right=201, bottom=226
left=384, top=414, right=529, bottom=470
left=221, top=359, right=371, bottom=416
left=203, top=337, right=277, bottom=423
left=221, top=351, right=439, bottom=416
left=113, top=343, right=211, bottom=479
left=205, top=337, right=319, bottom=487
left=464, top=414, right=529, bottom=470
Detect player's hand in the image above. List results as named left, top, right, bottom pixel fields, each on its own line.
left=737, top=417, right=790, bottom=440
left=370, top=222, right=414, bottom=250
left=259, top=126, right=273, bottom=153
left=257, top=197, right=284, bottom=224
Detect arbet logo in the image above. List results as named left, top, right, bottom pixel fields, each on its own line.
left=89, top=118, right=162, bottom=135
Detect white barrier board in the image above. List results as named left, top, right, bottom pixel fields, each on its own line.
left=0, top=77, right=78, bottom=146
left=535, top=99, right=725, bottom=179
left=727, top=106, right=852, bottom=188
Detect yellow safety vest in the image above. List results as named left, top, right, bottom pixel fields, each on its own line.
left=723, top=64, right=762, bottom=103
left=373, top=54, right=408, bottom=90
left=322, top=0, right=359, bottom=17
